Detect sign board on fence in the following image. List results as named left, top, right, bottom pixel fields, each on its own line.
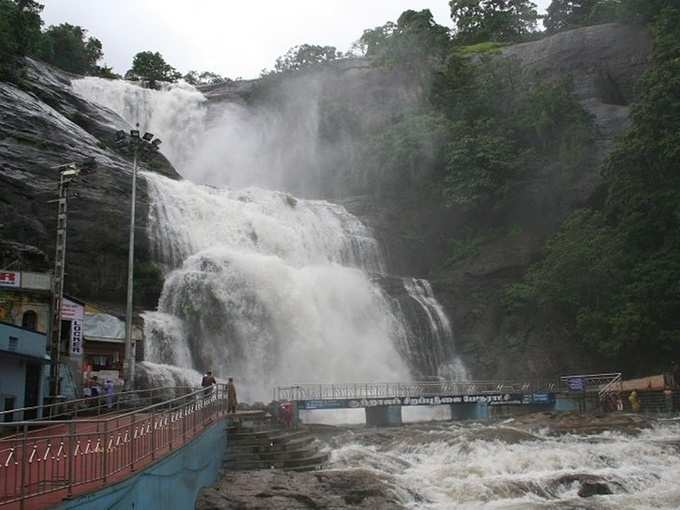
left=0, top=271, right=20, bottom=288
left=300, top=393, right=557, bottom=410
left=567, top=377, right=585, bottom=392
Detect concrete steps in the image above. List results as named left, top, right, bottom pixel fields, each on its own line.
left=224, top=423, right=328, bottom=472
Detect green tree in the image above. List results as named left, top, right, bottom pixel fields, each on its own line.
left=360, top=10, right=450, bottom=64
left=449, top=0, right=539, bottom=43
left=183, top=70, right=229, bottom=86
left=37, top=23, right=103, bottom=75
left=272, top=44, right=339, bottom=73
left=125, top=51, right=181, bottom=86
left=544, top=0, right=598, bottom=33
left=0, top=0, right=43, bottom=81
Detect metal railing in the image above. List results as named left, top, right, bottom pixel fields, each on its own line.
left=0, top=385, right=228, bottom=508
left=0, top=386, right=197, bottom=425
left=275, top=380, right=559, bottom=402
left=558, top=372, right=623, bottom=394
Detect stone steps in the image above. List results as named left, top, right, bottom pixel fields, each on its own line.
left=224, top=424, right=328, bottom=472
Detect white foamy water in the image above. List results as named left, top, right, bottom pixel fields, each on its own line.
left=73, top=77, right=468, bottom=399
left=143, top=172, right=411, bottom=400
left=71, top=77, right=207, bottom=170
left=329, top=421, right=680, bottom=509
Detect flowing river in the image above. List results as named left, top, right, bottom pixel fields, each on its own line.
left=326, top=419, right=680, bottom=509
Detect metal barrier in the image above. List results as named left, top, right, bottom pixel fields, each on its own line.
left=0, top=386, right=197, bottom=425
left=558, top=372, right=623, bottom=394
left=0, top=385, right=228, bottom=508
left=274, top=380, right=559, bottom=402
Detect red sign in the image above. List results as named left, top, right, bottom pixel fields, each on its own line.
left=0, top=271, right=20, bottom=288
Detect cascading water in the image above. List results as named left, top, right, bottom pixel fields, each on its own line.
left=400, top=278, right=468, bottom=380
left=143, top=173, right=410, bottom=400
left=72, top=76, right=468, bottom=400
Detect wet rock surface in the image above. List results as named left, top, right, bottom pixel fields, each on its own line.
left=0, top=58, right=178, bottom=304
left=508, top=411, right=654, bottom=435
left=196, top=469, right=405, bottom=510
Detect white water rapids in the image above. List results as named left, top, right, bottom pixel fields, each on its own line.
left=329, top=420, right=680, bottom=509
left=72, top=77, right=467, bottom=400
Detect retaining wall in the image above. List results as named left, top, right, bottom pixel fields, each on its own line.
left=55, top=418, right=226, bottom=510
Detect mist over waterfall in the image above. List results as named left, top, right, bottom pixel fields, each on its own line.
left=72, top=76, right=468, bottom=400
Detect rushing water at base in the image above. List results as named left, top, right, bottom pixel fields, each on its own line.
left=327, top=420, right=680, bottom=509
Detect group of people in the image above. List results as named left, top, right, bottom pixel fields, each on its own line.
left=201, top=371, right=238, bottom=413
left=82, top=375, right=115, bottom=408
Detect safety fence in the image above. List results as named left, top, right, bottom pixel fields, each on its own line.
left=274, top=380, right=561, bottom=402
left=0, top=386, right=197, bottom=425
left=0, top=385, right=228, bottom=509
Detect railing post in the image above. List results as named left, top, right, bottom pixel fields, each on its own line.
left=102, top=420, right=108, bottom=484
left=151, top=412, right=156, bottom=461
left=67, top=421, right=75, bottom=498
left=182, top=405, right=187, bottom=444
left=19, top=424, right=27, bottom=510
left=130, top=414, right=136, bottom=472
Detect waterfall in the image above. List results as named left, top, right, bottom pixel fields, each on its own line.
left=72, top=77, right=468, bottom=400
left=71, top=77, right=207, bottom=170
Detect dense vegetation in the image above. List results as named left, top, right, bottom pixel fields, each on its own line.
left=507, top=6, right=680, bottom=369
left=347, top=0, right=680, bottom=372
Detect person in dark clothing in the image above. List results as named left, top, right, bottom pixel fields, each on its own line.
left=201, top=371, right=216, bottom=396
left=672, top=362, right=680, bottom=389
left=227, top=377, right=237, bottom=413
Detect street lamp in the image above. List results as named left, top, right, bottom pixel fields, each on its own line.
left=115, top=125, right=162, bottom=390
left=48, top=157, right=97, bottom=400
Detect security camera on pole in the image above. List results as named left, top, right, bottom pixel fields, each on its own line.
left=48, top=158, right=97, bottom=400
left=115, top=125, right=162, bottom=391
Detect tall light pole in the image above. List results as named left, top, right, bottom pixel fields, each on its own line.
left=48, top=158, right=96, bottom=399
left=116, top=126, right=161, bottom=390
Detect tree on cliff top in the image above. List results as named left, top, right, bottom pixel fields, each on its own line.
left=0, top=0, right=43, bottom=80
left=126, top=51, right=181, bottom=86
left=37, top=23, right=104, bottom=75
left=272, top=44, right=340, bottom=74
left=449, top=0, right=540, bottom=43
left=183, top=70, right=231, bottom=86
left=359, top=9, right=450, bottom=63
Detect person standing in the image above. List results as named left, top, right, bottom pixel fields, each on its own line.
left=628, top=390, right=641, bottom=413
left=104, top=379, right=115, bottom=409
left=227, top=377, right=238, bottom=413
left=201, top=371, right=216, bottom=396
left=673, top=362, right=680, bottom=389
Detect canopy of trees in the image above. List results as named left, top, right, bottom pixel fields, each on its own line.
left=359, top=9, right=451, bottom=70
left=544, top=0, right=676, bottom=33
left=271, top=44, right=340, bottom=74
left=125, top=51, right=181, bottom=85
left=449, top=0, right=540, bottom=43
left=0, top=0, right=43, bottom=80
left=36, top=23, right=104, bottom=75
left=183, top=70, right=230, bottom=86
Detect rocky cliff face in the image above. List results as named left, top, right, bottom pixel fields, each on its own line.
left=369, top=23, right=653, bottom=379
left=0, top=58, right=179, bottom=305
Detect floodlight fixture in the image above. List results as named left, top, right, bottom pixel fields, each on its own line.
left=142, top=132, right=154, bottom=142
left=151, top=138, right=162, bottom=148
left=130, top=129, right=140, bottom=139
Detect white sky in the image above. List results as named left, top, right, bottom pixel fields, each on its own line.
left=43, top=0, right=552, bottom=79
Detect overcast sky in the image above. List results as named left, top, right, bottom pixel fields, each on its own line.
left=43, top=0, right=552, bottom=79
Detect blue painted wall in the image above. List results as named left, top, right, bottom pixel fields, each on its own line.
left=55, top=418, right=226, bottom=510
